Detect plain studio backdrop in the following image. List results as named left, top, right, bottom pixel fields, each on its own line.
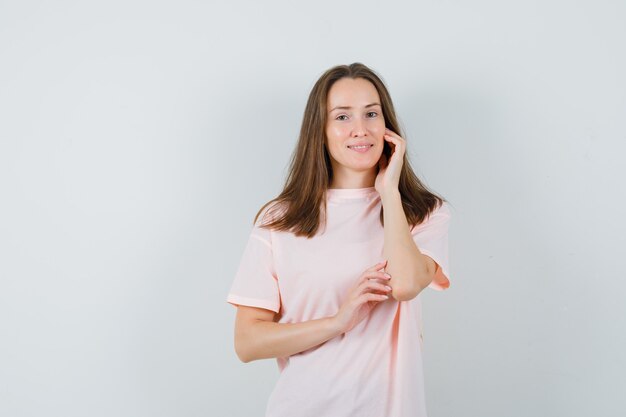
left=1, top=1, right=624, bottom=416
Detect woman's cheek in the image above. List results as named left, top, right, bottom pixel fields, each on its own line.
left=328, top=125, right=346, bottom=137
left=369, top=120, right=385, bottom=135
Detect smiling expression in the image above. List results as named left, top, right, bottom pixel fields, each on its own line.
left=325, top=77, right=385, bottom=176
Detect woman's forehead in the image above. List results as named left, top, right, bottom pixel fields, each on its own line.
left=327, top=78, right=380, bottom=111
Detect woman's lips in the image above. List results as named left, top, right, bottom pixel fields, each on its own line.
left=347, top=144, right=373, bottom=153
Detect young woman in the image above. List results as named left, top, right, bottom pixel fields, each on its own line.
left=227, top=62, right=452, bottom=417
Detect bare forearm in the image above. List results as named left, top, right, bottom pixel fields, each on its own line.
left=381, top=190, right=432, bottom=300
left=237, top=316, right=342, bottom=363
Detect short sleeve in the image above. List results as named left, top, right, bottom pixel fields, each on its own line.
left=410, top=201, right=451, bottom=291
left=226, top=222, right=281, bottom=313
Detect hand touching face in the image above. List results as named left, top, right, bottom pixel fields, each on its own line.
left=374, top=128, right=406, bottom=195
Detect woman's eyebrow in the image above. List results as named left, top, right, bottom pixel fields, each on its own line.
left=328, top=102, right=381, bottom=112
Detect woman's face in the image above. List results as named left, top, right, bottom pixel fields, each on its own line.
left=325, top=77, right=385, bottom=178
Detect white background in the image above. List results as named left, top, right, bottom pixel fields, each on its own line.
left=1, top=1, right=625, bottom=416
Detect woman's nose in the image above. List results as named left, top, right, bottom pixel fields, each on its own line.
left=351, top=119, right=367, bottom=137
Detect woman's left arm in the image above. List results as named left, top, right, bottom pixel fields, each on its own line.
left=376, top=128, right=435, bottom=301
left=381, top=190, right=436, bottom=301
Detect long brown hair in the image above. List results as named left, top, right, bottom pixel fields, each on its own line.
left=253, top=62, right=446, bottom=238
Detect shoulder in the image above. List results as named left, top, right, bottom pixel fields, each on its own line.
left=425, top=200, right=451, bottom=226
left=410, top=200, right=451, bottom=233
left=433, top=200, right=451, bottom=217
left=255, top=200, right=288, bottom=227
left=251, top=200, right=289, bottom=241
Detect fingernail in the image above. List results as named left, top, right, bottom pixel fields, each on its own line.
left=385, top=285, right=392, bottom=290
left=384, top=273, right=391, bottom=278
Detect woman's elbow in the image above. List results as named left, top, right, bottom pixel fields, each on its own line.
left=234, top=336, right=255, bottom=363
left=391, top=278, right=429, bottom=301
left=234, top=319, right=260, bottom=363
left=391, top=285, right=416, bottom=301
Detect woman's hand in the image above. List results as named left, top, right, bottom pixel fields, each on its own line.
left=331, top=260, right=393, bottom=334
left=374, top=128, right=405, bottom=196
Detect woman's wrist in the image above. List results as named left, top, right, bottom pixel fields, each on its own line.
left=380, top=188, right=401, bottom=205
left=326, top=315, right=345, bottom=337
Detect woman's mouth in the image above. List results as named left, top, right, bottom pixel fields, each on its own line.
left=347, top=144, right=373, bottom=153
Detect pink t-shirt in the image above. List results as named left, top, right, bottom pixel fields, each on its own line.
left=227, top=186, right=451, bottom=417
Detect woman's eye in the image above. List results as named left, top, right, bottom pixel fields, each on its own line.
left=336, top=112, right=377, bottom=120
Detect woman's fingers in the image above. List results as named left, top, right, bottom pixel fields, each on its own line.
left=360, top=292, right=389, bottom=303
left=357, top=278, right=392, bottom=295
left=361, top=270, right=392, bottom=283
left=350, top=261, right=392, bottom=301
left=365, top=260, right=387, bottom=272
left=357, top=275, right=389, bottom=293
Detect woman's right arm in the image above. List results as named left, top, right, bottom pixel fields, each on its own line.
left=233, top=261, right=393, bottom=363
left=234, top=305, right=342, bottom=363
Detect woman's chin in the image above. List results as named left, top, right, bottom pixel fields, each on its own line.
left=342, top=161, right=379, bottom=172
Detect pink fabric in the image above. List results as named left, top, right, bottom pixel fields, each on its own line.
left=227, top=187, right=451, bottom=417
